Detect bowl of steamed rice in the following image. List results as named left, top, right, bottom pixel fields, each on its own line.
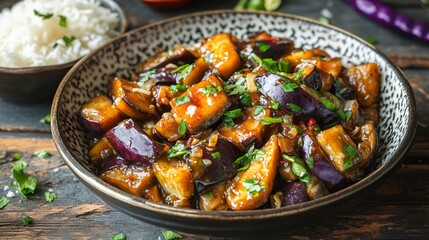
left=0, top=0, right=127, bottom=102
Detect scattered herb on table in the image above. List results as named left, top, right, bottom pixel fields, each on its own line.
left=112, top=233, right=126, bottom=240
left=22, top=216, right=33, bottom=226
left=34, top=150, right=51, bottom=159
left=12, top=152, right=23, bottom=160
left=9, top=160, right=38, bottom=198
left=162, top=230, right=182, bottom=240
left=365, top=37, right=378, bottom=46
left=0, top=197, right=10, bottom=209
left=319, top=16, right=330, bottom=24
left=39, top=114, right=51, bottom=124
left=44, top=192, right=57, bottom=202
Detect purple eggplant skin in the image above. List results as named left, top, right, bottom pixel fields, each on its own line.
left=106, top=119, right=166, bottom=165
left=255, top=73, right=340, bottom=127
left=100, top=155, right=129, bottom=173
left=302, top=68, right=323, bottom=91
left=298, top=130, right=351, bottom=192
left=345, top=0, right=429, bottom=43
left=331, top=78, right=355, bottom=101
left=243, top=39, right=294, bottom=60
left=191, top=138, right=241, bottom=193
left=280, top=181, right=309, bottom=206
left=137, top=47, right=197, bottom=73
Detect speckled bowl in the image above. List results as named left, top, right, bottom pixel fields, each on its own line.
left=51, top=11, right=417, bottom=236
left=0, top=0, right=128, bottom=103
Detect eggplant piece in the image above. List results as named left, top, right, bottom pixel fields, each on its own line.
left=316, top=125, right=364, bottom=181
left=202, top=33, right=241, bottom=79
left=170, top=74, right=231, bottom=134
left=136, top=44, right=196, bottom=73
left=280, top=181, right=308, bottom=206
left=306, top=174, right=329, bottom=200
left=284, top=49, right=315, bottom=67
left=198, top=181, right=229, bottom=211
left=341, top=100, right=364, bottom=134
left=142, top=184, right=163, bottom=204
left=255, top=73, right=340, bottom=127
left=331, top=78, right=355, bottom=100
left=153, top=156, right=195, bottom=200
left=100, top=155, right=129, bottom=172
left=241, top=39, right=294, bottom=66
left=298, top=130, right=350, bottom=192
left=181, top=58, right=210, bottom=86
left=88, top=137, right=115, bottom=166
left=362, top=106, right=379, bottom=126
left=155, top=112, right=183, bottom=142
left=343, top=63, right=380, bottom=107
left=218, top=107, right=270, bottom=150
left=298, top=63, right=334, bottom=91
left=187, top=135, right=241, bottom=192
left=100, top=164, right=156, bottom=197
left=357, top=122, right=378, bottom=172
left=164, top=194, right=192, bottom=208
left=106, top=119, right=167, bottom=165
left=80, top=95, right=125, bottom=136
left=226, top=135, right=280, bottom=211
left=316, top=58, right=342, bottom=78
left=110, top=78, right=156, bottom=119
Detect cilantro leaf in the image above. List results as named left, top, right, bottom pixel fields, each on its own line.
left=202, top=83, right=222, bottom=96
left=13, top=152, right=22, bottom=160
left=166, top=143, right=188, bottom=159
left=44, top=192, right=57, bottom=202
left=0, top=197, right=10, bottom=209
left=320, top=97, right=336, bottom=110
left=211, top=152, right=221, bottom=159
left=283, top=154, right=310, bottom=185
left=222, top=109, right=242, bottom=127
left=242, top=179, right=266, bottom=197
left=62, top=36, right=76, bottom=47
left=138, top=69, right=156, bottom=85
left=287, top=103, right=302, bottom=113
left=365, top=37, right=378, bottom=46
left=233, top=145, right=266, bottom=171
left=22, top=216, right=32, bottom=226
left=178, top=120, right=186, bottom=135
left=343, top=145, right=357, bottom=170
left=112, top=233, right=126, bottom=240
left=280, top=81, right=299, bottom=93
left=162, top=230, right=182, bottom=240
left=34, top=10, right=53, bottom=20
left=173, top=95, right=190, bottom=106
left=257, top=42, right=271, bottom=53
left=35, top=150, right=51, bottom=159
left=254, top=106, right=265, bottom=116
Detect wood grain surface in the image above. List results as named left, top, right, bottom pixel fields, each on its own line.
left=0, top=0, right=428, bottom=239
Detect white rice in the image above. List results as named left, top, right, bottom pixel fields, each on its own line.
left=0, top=0, right=120, bottom=68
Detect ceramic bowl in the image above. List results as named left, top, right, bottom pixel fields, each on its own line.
left=0, top=0, right=128, bottom=103
left=51, top=10, right=417, bottom=236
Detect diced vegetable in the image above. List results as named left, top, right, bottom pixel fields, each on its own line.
left=110, top=78, right=156, bottom=119
left=226, top=135, right=280, bottom=210
left=218, top=107, right=270, bottom=150
left=279, top=181, right=308, bottom=206
left=153, top=157, right=195, bottom=200
left=198, top=181, right=229, bottom=211
left=142, top=184, right=163, bottom=204
left=80, top=95, right=125, bottom=135
left=255, top=73, right=340, bottom=127
left=181, top=58, right=210, bottom=86
left=357, top=122, right=378, bottom=172
left=316, top=58, right=342, bottom=78
left=136, top=45, right=196, bottom=73
left=343, top=63, right=380, bottom=107
left=170, top=74, right=231, bottom=134
left=155, top=112, right=184, bottom=142
left=88, top=137, right=115, bottom=166
left=100, top=164, right=156, bottom=197
left=298, top=63, right=334, bottom=91
left=106, top=119, right=167, bottom=165
left=202, top=33, right=241, bottom=79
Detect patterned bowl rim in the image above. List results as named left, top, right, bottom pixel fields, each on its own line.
left=51, top=10, right=417, bottom=220
left=0, top=0, right=128, bottom=74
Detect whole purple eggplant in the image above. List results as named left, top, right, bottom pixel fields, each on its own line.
left=345, top=0, right=429, bottom=43
left=255, top=73, right=340, bottom=127
left=106, top=119, right=166, bottom=165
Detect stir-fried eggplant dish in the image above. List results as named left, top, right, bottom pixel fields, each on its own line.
left=80, top=32, right=380, bottom=211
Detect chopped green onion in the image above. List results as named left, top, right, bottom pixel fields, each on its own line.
left=287, top=103, right=302, bottom=113
left=170, top=85, right=188, bottom=93
left=166, top=143, right=188, bottom=159
left=211, top=152, right=221, bottom=159
left=343, top=145, right=357, bottom=170
left=257, top=42, right=271, bottom=53
left=261, top=117, right=283, bottom=125
left=173, top=95, right=191, bottom=106
left=254, top=106, right=265, bottom=116
left=178, top=120, right=186, bottom=135
left=202, top=83, right=222, bottom=96
left=242, top=179, right=266, bottom=198
left=280, top=81, right=299, bottom=93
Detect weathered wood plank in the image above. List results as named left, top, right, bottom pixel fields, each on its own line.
left=0, top=135, right=428, bottom=239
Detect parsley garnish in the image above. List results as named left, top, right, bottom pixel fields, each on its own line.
left=251, top=53, right=291, bottom=76
left=283, top=154, right=310, bottom=185
left=287, top=103, right=301, bottom=113
left=261, top=117, right=283, bottom=125
left=242, top=179, right=266, bottom=198
left=257, top=42, right=271, bottom=53
left=320, top=97, right=336, bottom=110
left=112, top=233, right=126, bottom=240
left=139, top=69, right=156, bottom=84
left=9, top=160, right=38, bottom=198
left=178, top=120, right=186, bottom=135
left=173, top=95, right=190, bottom=106
left=0, top=197, right=10, bottom=209
left=166, top=143, right=188, bottom=158
left=211, top=152, right=221, bottom=159
left=39, top=114, right=51, bottom=124
left=62, top=36, right=76, bottom=47
left=172, top=64, right=193, bottom=81
left=170, top=85, right=188, bottom=93
left=280, top=80, right=299, bottom=93
left=254, top=106, right=265, bottom=116
left=59, top=15, right=67, bottom=27
left=44, top=192, right=57, bottom=202
left=271, top=101, right=279, bottom=110
left=34, top=10, right=53, bottom=20
left=343, top=145, right=357, bottom=170
left=222, top=109, right=242, bottom=127
left=35, top=150, right=51, bottom=159
left=233, top=145, right=266, bottom=171
left=224, top=77, right=246, bottom=96
left=22, top=216, right=32, bottom=226
left=202, top=83, right=222, bottom=96
left=162, top=230, right=182, bottom=240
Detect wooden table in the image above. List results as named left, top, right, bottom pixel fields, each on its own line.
left=1, top=0, right=429, bottom=239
